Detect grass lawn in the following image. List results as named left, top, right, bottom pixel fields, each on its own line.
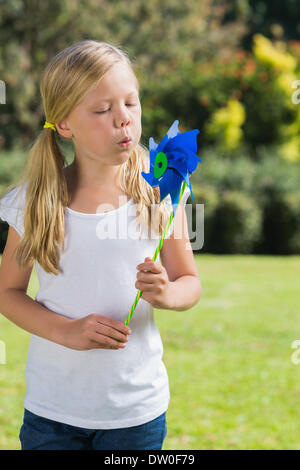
left=0, top=254, right=300, bottom=450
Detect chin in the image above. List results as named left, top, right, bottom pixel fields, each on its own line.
left=119, top=146, right=135, bottom=156
left=114, top=153, right=131, bottom=165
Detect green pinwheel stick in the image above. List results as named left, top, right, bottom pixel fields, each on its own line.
left=124, top=180, right=187, bottom=326
left=124, top=120, right=201, bottom=326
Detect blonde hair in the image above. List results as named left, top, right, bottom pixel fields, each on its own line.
left=3, top=40, right=170, bottom=275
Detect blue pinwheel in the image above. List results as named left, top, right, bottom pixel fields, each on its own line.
left=125, top=120, right=202, bottom=326
left=141, top=120, right=201, bottom=218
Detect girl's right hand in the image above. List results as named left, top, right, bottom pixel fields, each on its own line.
left=61, top=313, right=132, bottom=351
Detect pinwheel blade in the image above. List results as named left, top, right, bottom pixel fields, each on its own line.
left=142, top=120, right=201, bottom=218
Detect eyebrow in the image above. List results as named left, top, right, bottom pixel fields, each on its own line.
left=94, top=90, right=139, bottom=104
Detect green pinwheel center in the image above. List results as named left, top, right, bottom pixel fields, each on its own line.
left=154, top=152, right=168, bottom=179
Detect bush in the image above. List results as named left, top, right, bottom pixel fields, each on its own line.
left=1, top=146, right=300, bottom=255
left=286, top=192, right=300, bottom=253
left=195, top=147, right=257, bottom=193
left=253, top=146, right=300, bottom=206
left=190, top=184, right=219, bottom=253
left=256, top=190, right=300, bottom=254
left=208, top=190, right=262, bottom=254
left=0, top=148, right=27, bottom=197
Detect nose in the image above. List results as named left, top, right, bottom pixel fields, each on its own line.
left=114, top=106, right=131, bottom=128
left=121, top=118, right=130, bottom=127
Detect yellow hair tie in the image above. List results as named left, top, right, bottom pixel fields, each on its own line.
left=43, top=121, right=57, bottom=131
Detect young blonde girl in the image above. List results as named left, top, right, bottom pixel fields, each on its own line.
left=0, top=40, right=201, bottom=450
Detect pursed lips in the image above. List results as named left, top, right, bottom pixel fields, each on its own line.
left=118, top=136, right=131, bottom=144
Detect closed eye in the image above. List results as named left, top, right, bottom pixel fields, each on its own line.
left=95, top=104, right=137, bottom=114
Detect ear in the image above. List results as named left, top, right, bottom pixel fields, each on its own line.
left=55, top=119, right=73, bottom=139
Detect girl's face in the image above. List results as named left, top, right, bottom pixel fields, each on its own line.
left=60, top=62, right=142, bottom=166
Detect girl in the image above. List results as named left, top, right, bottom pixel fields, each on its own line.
left=0, top=40, right=201, bottom=450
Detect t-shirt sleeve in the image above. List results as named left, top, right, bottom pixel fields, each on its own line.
left=0, top=185, right=26, bottom=236
left=163, top=184, right=191, bottom=240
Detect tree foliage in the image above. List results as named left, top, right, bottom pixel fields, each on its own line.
left=0, top=0, right=247, bottom=149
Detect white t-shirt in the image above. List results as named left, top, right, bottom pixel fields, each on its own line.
left=0, top=183, right=190, bottom=429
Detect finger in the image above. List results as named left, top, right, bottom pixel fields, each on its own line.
left=87, top=340, right=121, bottom=350
left=136, top=262, right=162, bottom=274
left=95, top=323, right=129, bottom=344
left=135, top=281, right=153, bottom=292
left=95, top=314, right=131, bottom=335
left=89, top=331, right=127, bottom=349
left=137, top=272, right=157, bottom=284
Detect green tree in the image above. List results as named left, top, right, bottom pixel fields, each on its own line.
left=0, top=0, right=247, bottom=150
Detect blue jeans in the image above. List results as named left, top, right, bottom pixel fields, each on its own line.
left=19, top=408, right=167, bottom=450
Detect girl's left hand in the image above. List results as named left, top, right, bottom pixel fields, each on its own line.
left=135, top=257, right=173, bottom=309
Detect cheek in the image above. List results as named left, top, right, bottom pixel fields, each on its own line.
left=133, top=119, right=142, bottom=142
left=135, top=104, right=142, bottom=118
left=90, top=117, right=110, bottom=136
left=74, top=113, right=100, bottom=137
left=133, top=108, right=142, bottom=128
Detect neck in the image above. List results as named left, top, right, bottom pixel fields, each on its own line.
left=65, top=159, right=123, bottom=192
